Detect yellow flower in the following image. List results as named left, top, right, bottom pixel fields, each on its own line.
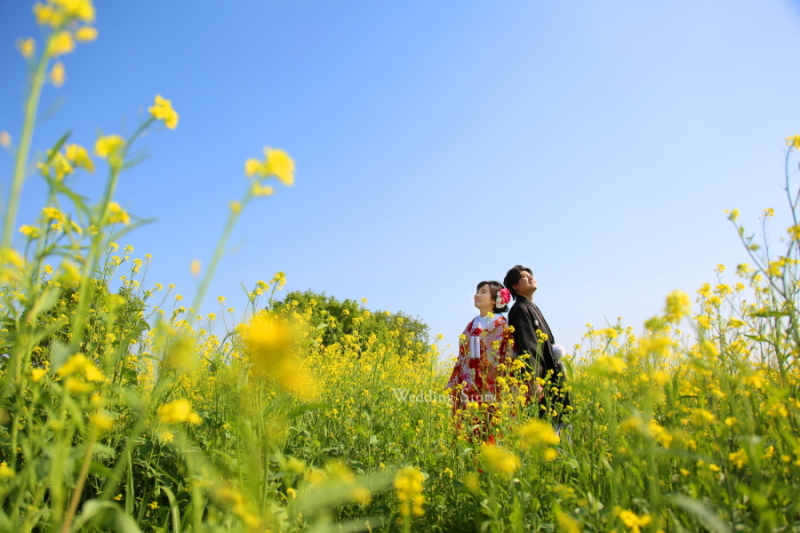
left=65, top=144, right=94, bottom=172
left=94, top=134, right=125, bottom=163
left=251, top=183, right=274, bottom=196
left=64, top=0, right=96, bottom=23
left=33, top=3, right=65, bottom=26
left=50, top=61, right=66, bottom=87
left=229, top=200, right=242, bottom=214
left=157, top=399, right=202, bottom=425
left=107, top=202, right=130, bottom=225
left=19, top=225, right=42, bottom=239
left=48, top=31, right=75, bottom=56
left=787, top=134, right=800, bottom=149
left=517, top=418, right=560, bottom=448
left=148, top=95, right=179, bottom=129
left=618, top=510, right=652, bottom=533
left=244, top=158, right=262, bottom=177
left=729, top=448, right=748, bottom=469
left=555, top=510, right=582, bottom=533
left=190, top=259, right=201, bottom=277
left=66, top=377, right=93, bottom=394
left=246, top=148, right=296, bottom=185
left=480, top=444, right=521, bottom=479
left=34, top=0, right=95, bottom=25
left=0, top=463, right=15, bottom=479
left=16, top=38, right=36, bottom=59
left=394, top=466, right=425, bottom=517
left=75, top=26, right=98, bottom=42
left=263, top=148, right=295, bottom=186
left=31, top=368, right=47, bottom=382
left=57, top=353, right=98, bottom=377
left=544, top=448, right=558, bottom=461
left=90, top=411, right=114, bottom=431
left=664, top=290, right=691, bottom=323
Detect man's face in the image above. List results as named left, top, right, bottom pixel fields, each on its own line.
left=513, top=270, right=537, bottom=295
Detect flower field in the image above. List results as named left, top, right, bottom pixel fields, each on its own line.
left=2, top=2, right=800, bottom=532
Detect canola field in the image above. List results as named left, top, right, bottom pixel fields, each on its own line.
left=2, top=2, right=800, bottom=532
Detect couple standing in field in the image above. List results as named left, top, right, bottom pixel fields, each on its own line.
left=445, top=264, right=571, bottom=441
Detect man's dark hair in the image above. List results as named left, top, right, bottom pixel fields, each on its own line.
left=503, top=265, right=533, bottom=300
left=476, top=281, right=509, bottom=313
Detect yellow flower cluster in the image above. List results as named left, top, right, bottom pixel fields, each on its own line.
left=244, top=147, right=295, bottom=186
left=148, top=95, right=179, bottom=129
left=31, top=0, right=97, bottom=63
left=480, top=444, right=521, bottom=479
left=616, top=508, right=652, bottom=533
left=664, top=290, right=691, bottom=324
left=157, top=399, right=202, bottom=425
left=517, top=418, right=560, bottom=449
left=56, top=353, right=105, bottom=393
left=394, top=466, right=425, bottom=517
left=107, top=202, right=130, bottom=225
left=243, top=312, right=319, bottom=400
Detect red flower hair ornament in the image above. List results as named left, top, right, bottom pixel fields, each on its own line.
left=496, top=288, right=511, bottom=308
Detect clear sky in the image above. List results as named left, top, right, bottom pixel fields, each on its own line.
left=3, top=1, right=800, bottom=357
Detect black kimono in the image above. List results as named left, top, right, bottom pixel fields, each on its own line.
left=508, top=295, right=570, bottom=420
left=507, top=295, right=559, bottom=379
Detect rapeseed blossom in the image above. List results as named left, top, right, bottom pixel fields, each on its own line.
left=74, top=26, right=97, bottom=42
left=65, top=143, right=94, bottom=172
left=33, top=0, right=95, bottom=26
left=107, top=202, right=130, bottom=225
left=617, top=509, right=652, bottom=533
left=481, top=444, right=521, bottom=479
left=148, top=95, right=179, bottom=129
left=57, top=353, right=104, bottom=382
left=664, top=290, right=691, bottom=323
left=394, top=466, right=425, bottom=517
left=244, top=147, right=295, bottom=186
left=157, top=399, right=202, bottom=425
left=517, top=418, right=560, bottom=448
left=16, top=38, right=35, bottom=59
left=49, top=61, right=65, bottom=87
left=95, top=134, right=125, bottom=168
left=47, top=31, right=74, bottom=56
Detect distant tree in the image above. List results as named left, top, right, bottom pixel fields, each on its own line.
left=270, top=290, right=430, bottom=359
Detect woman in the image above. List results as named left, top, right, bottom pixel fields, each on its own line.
left=445, top=281, right=512, bottom=441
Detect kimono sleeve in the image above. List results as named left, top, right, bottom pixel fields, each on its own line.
left=508, top=304, right=539, bottom=362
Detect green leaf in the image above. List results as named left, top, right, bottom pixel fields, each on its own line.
left=669, top=494, right=732, bottom=533
left=159, top=485, right=181, bottom=533
left=50, top=340, right=72, bottom=370
left=88, top=461, right=114, bottom=478
left=71, top=499, right=143, bottom=533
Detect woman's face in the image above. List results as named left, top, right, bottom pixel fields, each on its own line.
left=474, top=284, right=494, bottom=315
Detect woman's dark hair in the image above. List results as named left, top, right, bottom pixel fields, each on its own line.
left=503, top=265, right=533, bottom=300
left=477, top=281, right=508, bottom=313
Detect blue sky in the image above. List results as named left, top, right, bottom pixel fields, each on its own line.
left=3, top=1, right=800, bottom=357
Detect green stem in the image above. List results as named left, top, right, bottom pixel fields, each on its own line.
left=190, top=194, right=251, bottom=312
left=2, top=48, right=49, bottom=250
left=59, top=436, right=96, bottom=533
left=68, top=119, right=153, bottom=352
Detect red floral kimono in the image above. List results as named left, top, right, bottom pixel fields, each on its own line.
left=445, top=315, right=512, bottom=440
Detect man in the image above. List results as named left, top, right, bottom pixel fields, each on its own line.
left=504, top=265, right=570, bottom=426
